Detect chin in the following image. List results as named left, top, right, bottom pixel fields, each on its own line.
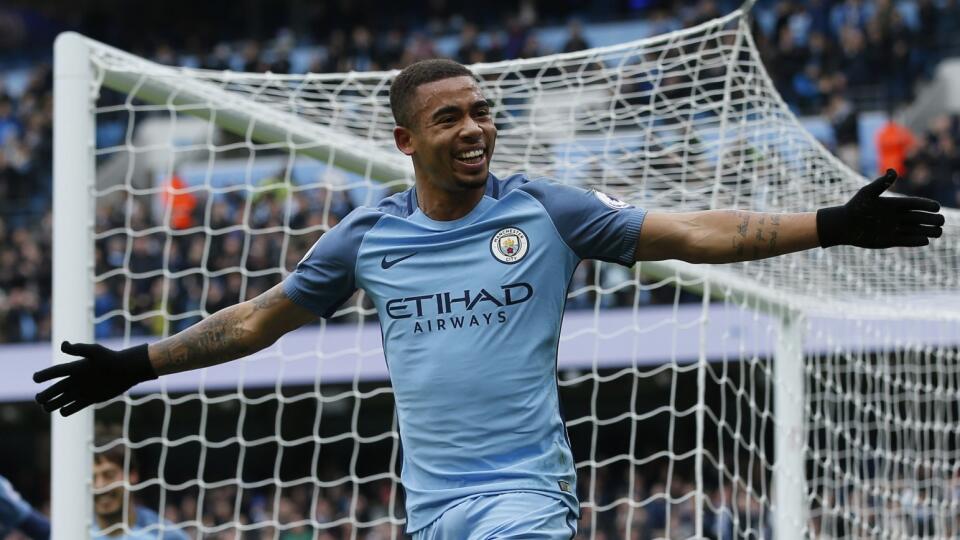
left=95, top=496, right=122, bottom=517
left=96, top=505, right=122, bottom=518
left=454, top=170, right=489, bottom=189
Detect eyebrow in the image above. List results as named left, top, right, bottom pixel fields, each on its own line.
left=430, top=100, right=490, bottom=120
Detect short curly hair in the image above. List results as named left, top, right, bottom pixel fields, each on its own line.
left=389, top=59, right=478, bottom=128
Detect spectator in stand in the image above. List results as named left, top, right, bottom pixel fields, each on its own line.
left=318, top=29, right=347, bottom=73
left=827, top=93, right=860, bottom=171
left=456, top=23, right=483, bottom=64
left=377, top=29, right=406, bottom=70
left=562, top=19, right=590, bottom=53
left=91, top=440, right=188, bottom=539
left=838, top=25, right=872, bottom=88
left=902, top=114, right=960, bottom=207
left=876, top=107, right=916, bottom=176
left=830, top=0, right=871, bottom=35
left=160, top=174, right=197, bottom=231
left=348, top=26, right=375, bottom=72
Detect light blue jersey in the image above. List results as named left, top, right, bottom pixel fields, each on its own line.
left=284, top=173, right=646, bottom=533
left=91, top=505, right=188, bottom=539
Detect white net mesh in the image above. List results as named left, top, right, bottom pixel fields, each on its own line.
left=69, top=6, right=960, bottom=539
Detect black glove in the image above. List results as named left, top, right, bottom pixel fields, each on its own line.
left=817, top=169, right=945, bottom=248
left=33, top=341, right=157, bottom=417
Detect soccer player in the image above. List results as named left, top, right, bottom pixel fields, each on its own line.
left=0, top=474, right=50, bottom=540
left=34, top=59, right=944, bottom=538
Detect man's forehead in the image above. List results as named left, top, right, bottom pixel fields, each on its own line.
left=413, top=76, right=485, bottom=114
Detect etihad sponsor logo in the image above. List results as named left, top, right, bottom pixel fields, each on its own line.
left=385, top=282, right=534, bottom=334
left=385, top=282, right=533, bottom=319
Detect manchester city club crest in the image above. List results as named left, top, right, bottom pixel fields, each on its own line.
left=490, top=227, right=529, bottom=264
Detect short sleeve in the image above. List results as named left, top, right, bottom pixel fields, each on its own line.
left=282, top=209, right=382, bottom=318
left=519, top=179, right=646, bottom=266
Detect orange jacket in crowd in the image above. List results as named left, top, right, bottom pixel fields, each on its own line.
left=162, top=175, right=197, bottom=230
left=875, top=120, right=916, bottom=176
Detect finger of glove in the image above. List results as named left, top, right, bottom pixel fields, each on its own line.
left=898, top=211, right=946, bottom=227
left=35, top=378, right=73, bottom=403
left=41, top=391, right=78, bottom=413
left=32, top=359, right=85, bottom=383
left=860, top=169, right=898, bottom=198
left=60, top=399, right=94, bottom=417
left=884, top=196, right=941, bottom=213
left=891, top=234, right=930, bottom=247
left=917, top=225, right=943, bottom=238
left=61, top=341, right=107, bottom=358
left=897, top=224, right=943, bottom=238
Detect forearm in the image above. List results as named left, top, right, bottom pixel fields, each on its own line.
left=148, top=300, right=276, bottom=375
left=685, top=210, right=819, bottom=264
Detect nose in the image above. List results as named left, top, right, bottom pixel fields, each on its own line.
left=460, top=115, right=482, bottom=139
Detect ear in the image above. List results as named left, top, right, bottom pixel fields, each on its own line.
left=129, top=469, right=140, bottom=486
left=394, top=126, right=416, bottom=156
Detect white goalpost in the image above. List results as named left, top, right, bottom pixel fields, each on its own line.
left=52, top=4, right=960, bottom=539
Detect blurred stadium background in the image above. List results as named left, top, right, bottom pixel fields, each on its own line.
left=1, top=0, right=959, bottom=538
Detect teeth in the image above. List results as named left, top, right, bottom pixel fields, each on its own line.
left=457, top=149, right=484, bottom=159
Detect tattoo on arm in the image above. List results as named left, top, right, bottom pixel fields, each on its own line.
left=737, top=213, right=750, bottom=237
left=252, top=285, right=287, bottom=311
left=728, top=212, right=785, bottom=262
left=151, top=294, right=274, bottom=375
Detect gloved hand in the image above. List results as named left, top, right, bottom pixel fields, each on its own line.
left=33, top=342, right=157, bottom=417
left=817, top=169, right=944, bottom=248
left=0, top=475, right=29, bottom=529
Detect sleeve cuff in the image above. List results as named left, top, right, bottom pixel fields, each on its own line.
left=282, top=277, right=327, bottom=317
left=282, top=276, right=352, bottom=319
left=618, top=208, right=647, bottom=266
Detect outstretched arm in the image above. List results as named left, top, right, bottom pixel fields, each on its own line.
left=638, top=210, right=818, bottom=263
left=34, top=283, right=316, bottom=416
left=636, top=170, right=944, bottom=264
left=148, top=283, right=316, bottom=375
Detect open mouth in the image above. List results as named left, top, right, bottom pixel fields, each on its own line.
left=454, top=148, right=485, bottom=166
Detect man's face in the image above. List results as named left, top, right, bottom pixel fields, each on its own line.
left=93, top=458, right=136, bottom=519
left=394, top=75, right=497, bottom=192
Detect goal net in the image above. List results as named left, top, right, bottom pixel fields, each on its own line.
left=52, top=5, right=960, bottom=539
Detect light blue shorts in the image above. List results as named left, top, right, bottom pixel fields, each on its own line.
left=413, top=492, right=577, bottom=540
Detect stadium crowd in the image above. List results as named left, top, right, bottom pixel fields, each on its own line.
left=1, top=0, right=958, bottom=345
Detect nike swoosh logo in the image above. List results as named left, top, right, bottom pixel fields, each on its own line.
left=381, top=252, right=417, bottom=269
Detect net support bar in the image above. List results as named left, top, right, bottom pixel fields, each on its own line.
left=88, top=37, right=412, bottom=183
left=774, top=312, right=807, bottom=539
left=52, top=31, right=96, bottom=539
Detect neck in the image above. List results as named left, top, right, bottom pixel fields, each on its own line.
left=415, top=174, right=486, bottom=221
left=96, top=505, right=137, bottom=537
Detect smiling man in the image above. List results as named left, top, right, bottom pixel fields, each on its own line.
left=35, top=59, right=944, bottom=539
left=92, top=444, right=187, bottom=539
